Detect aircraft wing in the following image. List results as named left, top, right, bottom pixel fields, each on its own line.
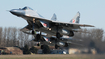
left=52, top=21, right=94, bottom=27
left=24, top=15, right=94, bottom=33
left=25, top=15, right=94, bottom=29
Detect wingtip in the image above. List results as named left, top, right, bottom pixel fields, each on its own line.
left=89, top=25, right=95, bottom=27
left=88, top=25, right=95, bottom=27
left=91, top=25, right=95, bottom=27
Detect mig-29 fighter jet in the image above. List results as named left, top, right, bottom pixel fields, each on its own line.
left=9, top=6, right=94, bottom=39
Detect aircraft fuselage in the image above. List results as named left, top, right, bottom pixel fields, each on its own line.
left=10, top=7, right=75, bottom=37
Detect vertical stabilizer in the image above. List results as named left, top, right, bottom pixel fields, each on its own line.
left=70, top=12, right=80, bottom=23
left=50, top=13, right=57, bottom=21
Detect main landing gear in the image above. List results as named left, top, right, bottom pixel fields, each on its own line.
left=32, top=18, right=36, bottom=35
left=32, top=18, right=41, bottom=46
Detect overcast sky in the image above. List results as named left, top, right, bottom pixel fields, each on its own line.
left=0, top=0, right=105, bottom=30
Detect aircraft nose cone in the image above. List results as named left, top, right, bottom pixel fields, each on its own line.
left=10, top=9, right=24, bottom=16
left=10, top=10, right=20, bottom=16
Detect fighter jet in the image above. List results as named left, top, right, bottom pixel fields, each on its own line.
left=10, top=6, right=94, bottom=39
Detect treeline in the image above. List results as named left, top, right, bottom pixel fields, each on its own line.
left=0, top=27, right=35, bottom=48
left=0, top=27, right=105, bottom=53
left=73, top=28, right=105, bottom=54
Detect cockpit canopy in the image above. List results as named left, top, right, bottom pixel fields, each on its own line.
left=22, top=6, right=33, bottom=10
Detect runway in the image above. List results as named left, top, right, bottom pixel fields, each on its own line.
left=0, top=54, right=105, bottom=59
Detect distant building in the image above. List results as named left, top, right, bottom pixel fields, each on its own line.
left=69, top=48, right=81, bottom=54
left=68, top=48, right=97, bottom=54
left=90, top=48, right=97, bottom=54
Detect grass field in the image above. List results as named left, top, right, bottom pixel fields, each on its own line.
left=0, top=54, right=105, bottom=59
